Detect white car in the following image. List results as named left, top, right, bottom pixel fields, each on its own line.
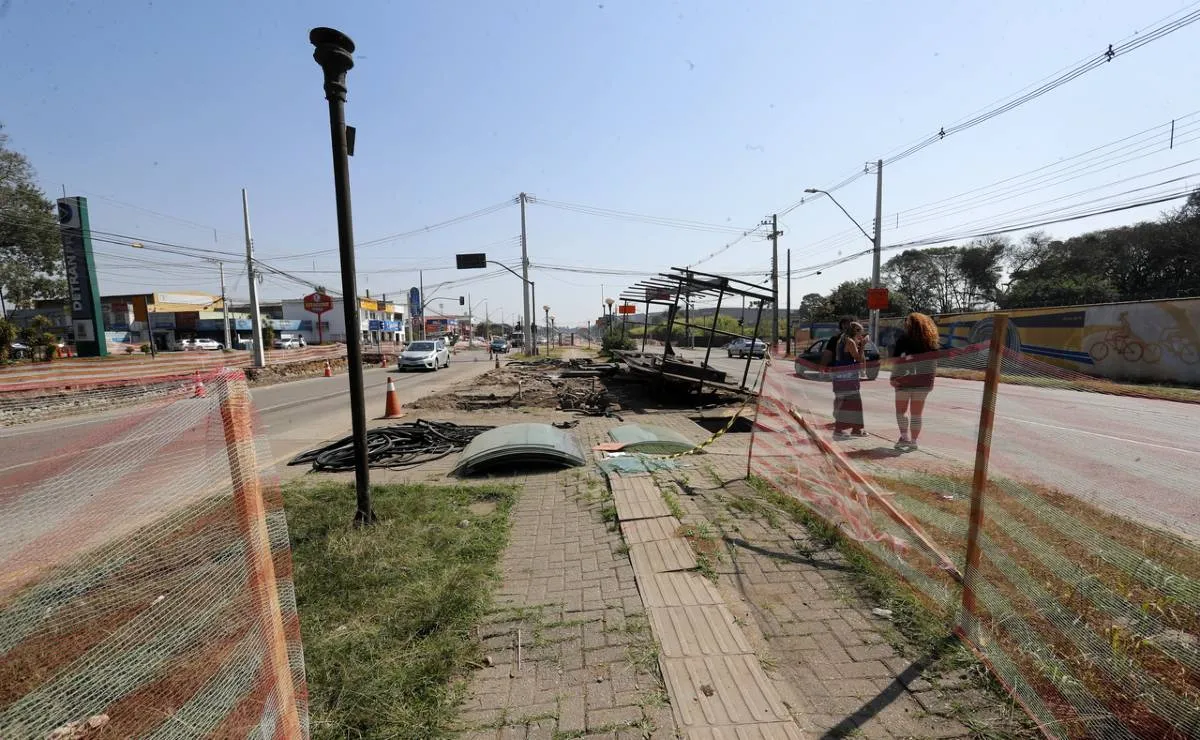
left=398, top=339, right=450, bottom=371
left=273, top=334, right=306, bottom=349
left=178, top=338, right=221, bottom=351
left=192, top=338, right=222, bottom=351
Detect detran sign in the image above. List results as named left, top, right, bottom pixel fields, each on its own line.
left=57, top=197, right=106, bottom=357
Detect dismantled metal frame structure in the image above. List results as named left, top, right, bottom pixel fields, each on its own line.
left=618, top=267, right=774, bottom=392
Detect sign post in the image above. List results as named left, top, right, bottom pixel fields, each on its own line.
left=303, top=291, right=333, bottom=344
left=866, top=287, right=890, bottom=312
left=57, top=197, right=106, bottom=357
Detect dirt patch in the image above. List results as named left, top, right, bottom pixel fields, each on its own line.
left=410, top=364, right=617, bottom=412
left=411, top=360, right=750, bottom=415
left=468, top=501, right=497, bottom=517
left=244, top=357, right=350, bottom=386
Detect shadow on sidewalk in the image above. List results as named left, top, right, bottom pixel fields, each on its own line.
left=723, top=535, right=854, bottom=574
left=819, top=635, right=957, bottom=740
left=844, top=446, right=905, bottom=461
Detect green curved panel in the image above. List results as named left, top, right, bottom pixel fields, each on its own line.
left=454, top=423, right=585, bottom=475
left=608, top=424, right=695, bottom=455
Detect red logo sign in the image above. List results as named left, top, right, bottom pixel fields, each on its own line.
left=303, top=292, right=333, bottom=314
left=617, top=304, right=636, bottom=315
left=866, top=288, right=890, bottom=311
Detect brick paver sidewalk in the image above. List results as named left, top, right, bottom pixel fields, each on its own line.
left=379, top=403, right=1023, bottom=738
left=454, top=454, right=675, bottom=738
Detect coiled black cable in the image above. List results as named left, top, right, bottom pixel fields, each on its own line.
left=288, top=419, right=494, bottom=471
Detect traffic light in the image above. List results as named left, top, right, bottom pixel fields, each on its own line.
left=459, top=296, right=465, bottom=305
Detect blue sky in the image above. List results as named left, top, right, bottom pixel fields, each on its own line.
left=2, top=0, right=1197, bottom=327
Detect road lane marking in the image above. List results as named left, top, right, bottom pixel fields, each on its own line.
left=997, top=414, right=1200, bottom=456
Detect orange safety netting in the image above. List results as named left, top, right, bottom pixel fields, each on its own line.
left=0, top=369, right=307, bottom=738
left=751, top=344, right=1200, bottom=739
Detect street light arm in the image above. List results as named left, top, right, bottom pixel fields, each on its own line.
left=806, top=189, right=873, bottom=243
left=488, top=260, right=530, bottom=285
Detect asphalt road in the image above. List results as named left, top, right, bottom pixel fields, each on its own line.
left=678, top=348, right=1198, bottom=541
left=0, top=350, right=496, bottom=480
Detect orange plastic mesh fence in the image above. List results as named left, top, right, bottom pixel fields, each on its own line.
left=0, top=369, right=308, bottom=738
left=0, top=345, right=347, bottom=394
left=752, top=345, right=1200, bottom=739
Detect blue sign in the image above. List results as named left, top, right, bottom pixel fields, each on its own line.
left=409, top=287, right=422, bottom=320
left=268, top=319, right=302, bottom=331
left=369, top=320, right=401, bottom=331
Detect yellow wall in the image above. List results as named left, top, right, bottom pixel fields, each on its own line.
left=933, top=298, right=1200, bottom=383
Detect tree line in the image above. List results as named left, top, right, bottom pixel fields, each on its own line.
left=798, top=190, right=1200, bottom=321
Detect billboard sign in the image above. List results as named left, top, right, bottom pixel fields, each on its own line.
left=409, top=287, right=422, bottom=319
left=303, top=291, right=333, bottom=314
left=618, top=304, right=636, bottom=315
left=57, top=197, right=106, bottom=356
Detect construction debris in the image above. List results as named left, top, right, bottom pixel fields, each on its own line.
left=289, top=419, right=493, bottom=471
left=412, top=364, right=622, bottom=412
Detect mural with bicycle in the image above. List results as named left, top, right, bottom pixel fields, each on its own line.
left=935, top=298, right=1200, bottom=384
left=1083, top=302, right=1199, bottom=381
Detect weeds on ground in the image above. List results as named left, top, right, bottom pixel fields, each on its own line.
left=743, top=476, right=960, bottom=666
left=284, top=480, right=516, bottom=740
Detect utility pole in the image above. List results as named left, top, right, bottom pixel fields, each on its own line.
left=519, top=192, right=532, bottom=354
left=785, top=248, right=792, bottom=356
left=419, top=270, right=425, bottom=340
left=762, top=214, right=782, bottom=352
left=218, top=262, right=232, bottom=350
left=530, top=280, right=538, bottom=356
left=242, top=189, right=265, bottom=367
left=871, top=159, right=883, bottom=345
left=311, top=26, right=372, bottom=525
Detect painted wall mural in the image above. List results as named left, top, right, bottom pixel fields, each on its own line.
left=934, top=298, right=1200, bottom=384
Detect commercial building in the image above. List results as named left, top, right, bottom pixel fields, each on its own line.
left=280, top=294, right=406, bottom=346
left=12, top=291, right=245, bottom=351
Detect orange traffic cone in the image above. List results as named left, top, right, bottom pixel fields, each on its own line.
left=193, top=370, right=206, bottom=398
left=324, top=360, right=333, bottom=377
left=383, top=376, right=405, bottom=418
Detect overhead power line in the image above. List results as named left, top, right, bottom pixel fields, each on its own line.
left=787, top=112, right=1200, bottom=263
left=532, top=198, right=753, bottom=235
left=790, top=185, right=1196, bottom=278
left=262, top=200, right=518, bottom=260
left=775, top=3, right=1200, bottom=217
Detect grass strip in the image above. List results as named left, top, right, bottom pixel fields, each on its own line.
left=284, top=481, right=515, bottom=740
left=935, top=368, right=1200, bottom=404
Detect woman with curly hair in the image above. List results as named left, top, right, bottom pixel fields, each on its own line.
left=890, top=312, right=940, bottom=451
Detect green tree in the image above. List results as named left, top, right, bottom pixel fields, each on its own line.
left=826, top=279, right=870, bottom=318
left=796, top=292, right=831, bottom=323
left=260, top=321, right=275, bottom=348
left=601, top=328, right=634, bottom=355
left=883, top=250, right=939, bottom=313
left=1, top=129, right=64, bottom=308
left=19, top=314, right=57, bottom=361
left=0, top=316, right=16, bottom=362
left=955, top=236, right=1008, bottom=309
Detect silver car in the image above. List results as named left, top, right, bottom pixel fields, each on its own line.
left=398, top=339, right=450, bottom=371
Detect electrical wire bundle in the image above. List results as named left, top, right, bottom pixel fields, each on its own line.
left=288, top=419, right=494, bottom=471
